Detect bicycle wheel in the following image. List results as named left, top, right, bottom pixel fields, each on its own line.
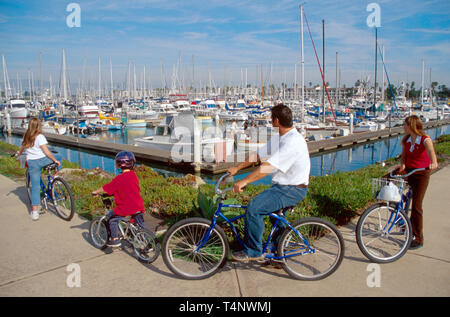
left=356, top=203, right=412, bottom=263
left=51, top=177, right=75, bottom=221
left=133, top=227, right=161, bottom=264
left=162, top=218, right=229, bottom=280
left=277, top=217, right=345, bottom=281
left=89, top=217, right=108, bottom=249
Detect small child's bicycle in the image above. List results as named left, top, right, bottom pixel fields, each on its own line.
left=162, top=173, right=345, bottom=281
left=21, top=154, right=75, bottom=221
left=356, top=167, right=426, bottom=263
left=89, top=194, right=160, bottom=264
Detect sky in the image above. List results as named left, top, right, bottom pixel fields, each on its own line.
left=0, top=0, right=449, bottom=92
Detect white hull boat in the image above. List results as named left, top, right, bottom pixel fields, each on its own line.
left=7, top=99, right=28, bottom=119
left=354, top=121, right=378, bottom=132
left=218, top=111, right=248, bottom=121
left=42, top=121, right=67, bottom=135
left=134, top=113, right=234, bottom=162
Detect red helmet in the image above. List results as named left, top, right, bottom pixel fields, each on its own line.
left=115, top=151, right=136, bottom=170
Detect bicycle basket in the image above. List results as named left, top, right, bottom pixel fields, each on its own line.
left=371, top=178, right=407, bottom=203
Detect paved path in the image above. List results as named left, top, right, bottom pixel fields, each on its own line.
left=0, top=167, right=449, bottom=297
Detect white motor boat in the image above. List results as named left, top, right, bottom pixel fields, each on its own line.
left=218, top=111, right=248, bottom=121
left=7, top=99, right=28, bottom=119
left=235, top=126, right=277, bottom=152
left=42, top=121, right=67, bottom=135
left=173, top=100, right=191, bottom=112
left=354, top=120, right=378, bottom=132
left=134, top=113, right=234, bottom=162
left=78, top=103, right=100, bottom=119
left=153, top=103, right=178, bottom=116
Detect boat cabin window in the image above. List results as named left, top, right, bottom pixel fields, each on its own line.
left=155, top=126, right=165, bottom=135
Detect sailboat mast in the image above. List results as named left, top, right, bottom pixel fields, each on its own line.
left=300, top=4, right=304, bottom=122
left=98, top=57, right=101, bottom=99
left=421, top=59, right=424, bottom=106
left=2, top=55, right=9, bottom=100
left=381, top=45, right=385, bottom=103
left=110, top=58, right=113, bottom=103
left=40, top=52, right=43, bottom=97
left=374, top=27, right=378, bottom=111
left=143, top=65, right=146, bottom=98
left=322, top=19, right=325, bottom=123
left=336, top=51, right=338, bottom=106
left=62, top=48, right=68, bottom=101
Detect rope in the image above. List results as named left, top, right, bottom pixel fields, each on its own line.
left=377, top=44, right=399, bottom=116
left=303, top=10, right=337, bottom=125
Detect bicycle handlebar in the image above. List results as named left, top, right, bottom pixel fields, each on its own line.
left=91, top=193, right=113, bottom=198
left=389, top=167, right=428, bottom=179
left=215, top=173, right=233, bottom=195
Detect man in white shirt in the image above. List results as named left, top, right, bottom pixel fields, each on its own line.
left=227, top=104, right=310, bottom=262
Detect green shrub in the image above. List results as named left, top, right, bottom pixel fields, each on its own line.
left=434, top=134, right=450, bottom=157
left=0, top=156, right=25, bottom=177
left=135, top=165, right=198, bottom=221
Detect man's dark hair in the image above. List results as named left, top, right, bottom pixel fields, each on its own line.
left=271, top=104, right=293, bottom=127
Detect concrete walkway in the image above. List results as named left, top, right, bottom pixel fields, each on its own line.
left=0, top=167, right=449, bottom=297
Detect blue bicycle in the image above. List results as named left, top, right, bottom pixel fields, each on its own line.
left=24, top=158, right=75, bottom=221
left=356, top=168, right=426, bottom=263
left=162, top=173, right=345, bottom=280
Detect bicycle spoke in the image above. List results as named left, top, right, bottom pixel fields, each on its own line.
left=163, top=220, right=228, bottom=279
left=279, top=219, right=343, bottom=280
left=357, top=204, right=411, bottom=262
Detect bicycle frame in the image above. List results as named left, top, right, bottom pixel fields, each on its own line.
left=195, top=199, right=315, bottom=261
left=26, top=168, right=55, bottom=208
left=382, top=185, right=410, bottom=235
left=381, top=167, right=424, bottom=235
left=96, top=201, right=142, bottom=247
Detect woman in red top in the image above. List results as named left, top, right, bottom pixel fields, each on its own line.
left=92, top=151, right=145, bottom=248
left=399, top=115, right=438, bottom=249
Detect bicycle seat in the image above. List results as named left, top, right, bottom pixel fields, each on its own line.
left=43, top=162, right=59, bottom=171
left=119, top=212, right=144, bottom=221
left=275, top=205, right=297, bottom=216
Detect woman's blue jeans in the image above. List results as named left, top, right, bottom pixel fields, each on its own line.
left=27, top=154, right=63, bottom=206
left=243, top=184, right=308, bottom=257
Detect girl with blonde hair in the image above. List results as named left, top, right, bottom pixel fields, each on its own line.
left=15, top=118, right=62, bottom=220
left=399, top=115, right=438, bottom=249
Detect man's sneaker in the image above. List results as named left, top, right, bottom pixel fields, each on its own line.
left=107, top=239, right=121, bottom=248
left=231, top=251, right=265, bottom=263
left=261, top=259, right=283, bottom=269
left=30, top=210, right=39, bottom=221
left=409, top=240, right=423, bottom=250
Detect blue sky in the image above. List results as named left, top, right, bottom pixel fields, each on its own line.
left=0, top=0, right=449, bottom=91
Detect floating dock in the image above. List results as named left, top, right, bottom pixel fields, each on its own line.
left=10, top=118, right=449, bottom=174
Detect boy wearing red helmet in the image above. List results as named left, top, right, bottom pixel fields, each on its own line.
left=92, top=151, right=145, bottom=248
